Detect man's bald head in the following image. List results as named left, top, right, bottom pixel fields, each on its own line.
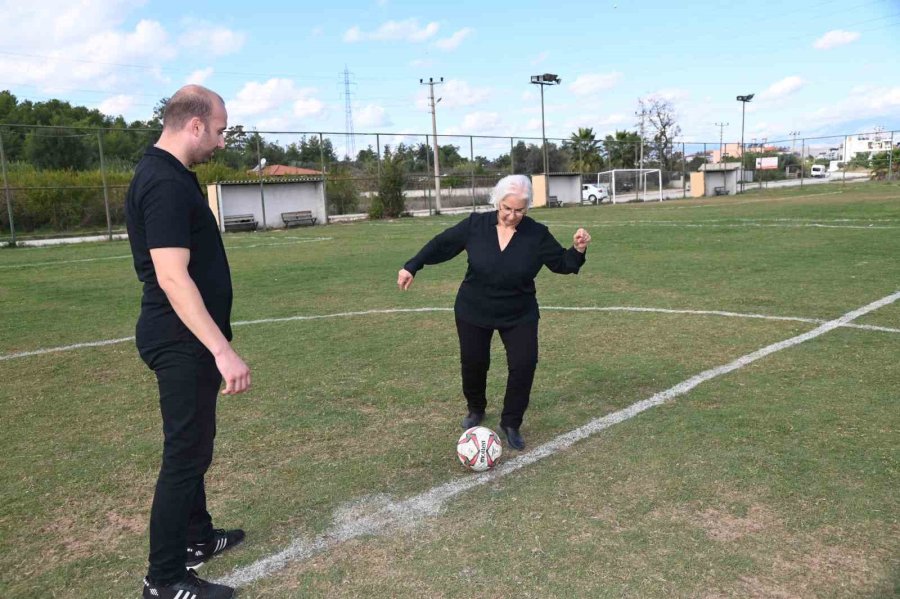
left=163, top=85, right=225, bottom=131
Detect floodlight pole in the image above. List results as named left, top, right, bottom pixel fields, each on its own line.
left=420, top=77, right=444, bottom=212
left=737, top=93, right=754, bottom=194
left=531, top=73, right=561, bottom=206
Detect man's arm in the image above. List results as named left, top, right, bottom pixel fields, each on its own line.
left=151, top=247, right=251, bottom=394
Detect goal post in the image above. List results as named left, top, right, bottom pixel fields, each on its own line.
left=595, top=169, right=663, bottom=204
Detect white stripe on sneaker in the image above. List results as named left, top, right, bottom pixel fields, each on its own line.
left=173, top=591, right=183, bottom=599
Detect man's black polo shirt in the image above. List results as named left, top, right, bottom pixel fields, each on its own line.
left=125, top=146, right=233, bottom=349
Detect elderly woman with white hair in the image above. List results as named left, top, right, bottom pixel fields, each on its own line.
left=397, top=174, right=591, bottom=450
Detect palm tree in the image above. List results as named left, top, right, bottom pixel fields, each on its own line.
left=568, top=127, right=603, bottom=173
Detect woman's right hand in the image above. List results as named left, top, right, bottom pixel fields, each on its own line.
left=397, top=268, right=415, bottom=290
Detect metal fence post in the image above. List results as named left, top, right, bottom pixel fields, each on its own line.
left=376, top=134, right=381, bottom=179
left=424, top=134, right=432, bottom=215
left=97, top=131, right=113, bottom=240
left=0, top=130, right=15, bottom=246
left=319, top=132, right=327, bottom=217
left=889, top=131, right=895, bottom=181
left=470, top=135, right=475, bottom=212
left=800, top=138, right=805, bottom=188
left=510, top=137, right=515, bottom=174
left=681, top=141, right=686, bottom=199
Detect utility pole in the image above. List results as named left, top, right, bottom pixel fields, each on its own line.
left=714, top=122, right=729, bottom=163
left=789, top=131, right=800, bottom=157
left=420, top=77, right=444, bottom=212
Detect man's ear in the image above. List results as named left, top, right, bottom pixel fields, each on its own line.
left=189, top=116, right=204, bottom=137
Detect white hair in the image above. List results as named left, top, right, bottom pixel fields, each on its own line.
left=489, top=174, right=533, bottom=208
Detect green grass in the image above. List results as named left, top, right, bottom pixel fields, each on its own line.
left=1, top=181, right=898, bottom=597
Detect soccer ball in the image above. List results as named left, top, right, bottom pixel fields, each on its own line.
left=456, top=426, right=502, bottom=472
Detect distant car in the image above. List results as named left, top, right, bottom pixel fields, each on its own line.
left=810, top=164, right=828, bottom=178
left=581, top=183, right=610, bottom=204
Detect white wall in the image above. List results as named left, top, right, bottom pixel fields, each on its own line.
left=547, top=175, right=582, bottom=204
left=212, top=181, right=326, bottom=230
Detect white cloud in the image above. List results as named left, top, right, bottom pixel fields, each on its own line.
left=462, top=111, right=502, bottom=132
left=98, top=94, right=137, bottom=117
left=531, top=51, right=548, bottom=66
left=568, top=72, right=622, bottom=96
left=311, top=26, right=324, bottom=37
left=343, top=19, right=439, bottom=43
left=228, top=78, right=324, bottom=126
left=186, top=67, right=214, bottom=85
left=650, top=88, right=689, bottom=103
left=293, top=97, right=325, bottom=118
left=414, top=79, right=491, bottom=111
left=759, top=76, right=805, bottom=100
left=814, top=29, right=860, bottom=50
left=356, top=104, right=393, bottom=128
left=410, top=58, right=433, bottom=68
left=434, top=27, right=473, bottom=51
left=808, top=85, right=900, bottom=127
left=179, top=22, right=246, bottom=56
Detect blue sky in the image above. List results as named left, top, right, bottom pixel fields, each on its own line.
left=1, top=0, right=898, bottom=157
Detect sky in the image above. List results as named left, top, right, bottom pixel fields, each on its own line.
left=1, top=0, right=898, bottom=158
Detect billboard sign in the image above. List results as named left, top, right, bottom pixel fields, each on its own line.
left=756, top=157, right=778, bottom=170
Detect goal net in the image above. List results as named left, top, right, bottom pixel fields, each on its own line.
left=595, top=169, right=663, bottom=204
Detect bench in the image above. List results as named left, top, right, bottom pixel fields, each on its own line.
left=547, top=195, right=562, bottom=208
left=223, top=214, right=258, bottom=232
left=281, top=210, right=317, bottom=227
left=713, top=186, right=729, bottom=196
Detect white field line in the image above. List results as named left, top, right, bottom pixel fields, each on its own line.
left=2, top=305, right=899, bottom=363
left=218, top=290, right=900, bottom=588
left=545, top=222, right=899, bottom=230
left=0, top=238, right=332, bottom=270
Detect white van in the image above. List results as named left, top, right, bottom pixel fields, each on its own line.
left=581, top=183, right=610, bottom=204
left=810, top=164, right=828, bottom=178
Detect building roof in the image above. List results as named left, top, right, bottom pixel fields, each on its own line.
left=698, top=162, right=742, bottom=172
left=215, top=176, right=324, bottom=185
left=248, top=164, right=323, bottom=176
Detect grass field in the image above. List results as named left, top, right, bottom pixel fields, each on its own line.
left=1, top=182, right=898, bottom=598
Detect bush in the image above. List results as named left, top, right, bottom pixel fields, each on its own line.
left=373, top=149, right=406, bottom=218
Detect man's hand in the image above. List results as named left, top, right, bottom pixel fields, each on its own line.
left=573, top=228, right=592, bottom=253
left=215, top=347, right=251, bottom=395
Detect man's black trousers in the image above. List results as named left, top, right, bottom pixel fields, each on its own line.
left=455, top=316, right=538, bottom=428
left=139, top=341, right=220, bottom=585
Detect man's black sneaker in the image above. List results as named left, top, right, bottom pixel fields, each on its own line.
left=142, top=569, right=234, bottom=599
left=186, top=528, right=245, bottom=568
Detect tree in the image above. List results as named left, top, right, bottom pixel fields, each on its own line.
left=638, top=96, right=682, bottom=171
left=567, top=127, right=604, bottom=173
left=870, top=148, right=900, bottom=180
left=603, top=130, right=642, bottom=169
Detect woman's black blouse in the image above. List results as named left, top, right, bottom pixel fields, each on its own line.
left=403, top=211, right=586, bottom=328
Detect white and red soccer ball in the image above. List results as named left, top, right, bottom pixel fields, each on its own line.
left=456, top=426, right=502, bottom=472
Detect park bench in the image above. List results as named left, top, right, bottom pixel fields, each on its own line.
left=223, top=214, right=258, bottom=232
left=281, top=210, right=317, bottom=227
left=714, top=186, right=728, bottom=196
left=547, top=195, right=562, bottom=208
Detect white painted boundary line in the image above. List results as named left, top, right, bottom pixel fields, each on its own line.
left=0, top=237, right=333, bottom=270
left=3, top=305, right=899, bottom=363
left=218, top=290, right=900, bottom=588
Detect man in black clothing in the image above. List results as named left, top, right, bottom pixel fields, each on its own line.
left=126, top=84, right=250, bottom=599
left=397, top=174, right=591, bottom=450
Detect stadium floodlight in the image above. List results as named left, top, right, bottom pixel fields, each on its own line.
left=530, top=73, right=561, bottom=205
left=737, top=94, right=754, bottom=193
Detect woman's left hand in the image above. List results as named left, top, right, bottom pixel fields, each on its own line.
left=573, top=228, right=591, bottom=253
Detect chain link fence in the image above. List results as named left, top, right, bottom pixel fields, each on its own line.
left=1, top=124, right=896, bottom=245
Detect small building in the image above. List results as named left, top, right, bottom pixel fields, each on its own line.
left=207, top=177, right=326, bottom=231
left=690, top=162, right=742, bottom=197
left=531, top=173, right=582, bottom=207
